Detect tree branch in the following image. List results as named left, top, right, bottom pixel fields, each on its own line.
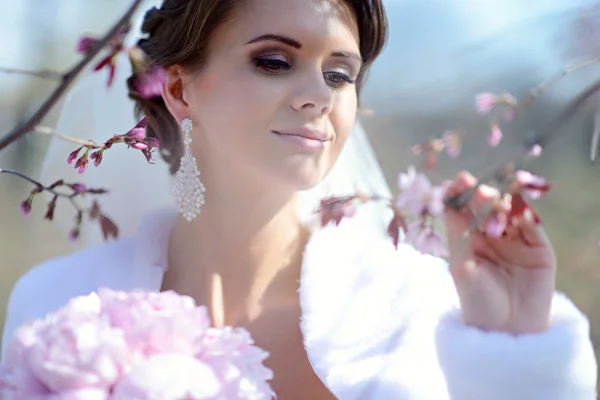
left=0, top=0, right=144, bottom=151
left=0, top=67, right=63, bottom=80
left=34, top=125, right=105, bottom=149
left=445, top=77, right=600, bottom=210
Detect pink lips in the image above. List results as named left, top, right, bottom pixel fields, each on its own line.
left=273, top=128, right=330, bottom=151
left=274, top=127, right=331, bottom=142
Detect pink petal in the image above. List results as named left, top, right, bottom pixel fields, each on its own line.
left=488, top=124, right=503, bottom=147
left=475, top=93, right=497, bottom=114
left=484, top=211, right=507, bottom=238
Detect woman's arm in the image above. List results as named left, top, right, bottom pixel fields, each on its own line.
left=434, top=290, right=597, bottom=399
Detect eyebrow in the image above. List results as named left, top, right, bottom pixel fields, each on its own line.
left=246, top=34, right=363, bottom=62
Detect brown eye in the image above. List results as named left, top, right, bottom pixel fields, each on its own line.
left=253, top=58, right=292, bottom=75
left=324, top=71, right=355, bottom=88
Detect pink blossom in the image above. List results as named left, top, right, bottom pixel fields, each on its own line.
left=515, top=170, right=550, bottom=199
left=73, top=152, right=89, bottom=174
left=124, top=119, right=147, bottom=141
left=111, top=354, right=221, bottom=400
left=76, top=36, right=98, bottom=54
left=90, top=150, right=104, bottom=167
left=529, top=144, right=543, bottom=158
left=484, top=211, right=507, bottom=238
left=68, top=228, right=80, bottom=242
left=395, top=167, right=447, bottom=216
left=488, top=123, right=503, bottom=147
left=19, top=198, right=32, bottom=217
left=442, top=130, right=462, bottom=157
left=69, top=183, right=87, bottom=193
left=133, top=66, right=167, bottom=99
left=67, top=147, right=82, bottom=165
left=130, top=142, right=148, bottom=150
left=406, top=222, right=448, bottom=257
left=475, top=93, right=497, bottom=114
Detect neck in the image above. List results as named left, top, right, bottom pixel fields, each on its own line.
left=167, top=175, right=308, bottom=326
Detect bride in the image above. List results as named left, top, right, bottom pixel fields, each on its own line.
left=2, top=0, right=597, bottom=398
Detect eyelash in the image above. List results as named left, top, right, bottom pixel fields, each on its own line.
left=252, top=58, right=356, bottom=88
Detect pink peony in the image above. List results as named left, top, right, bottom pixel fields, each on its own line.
left=198, top=327, right=275, bottom=400
left=0, top=288, right=274, bottom=399
left=1, top=294, right=128, bottom=399
left=111, top=354, right=221, bottom=400
left=97, top=288, right=211, bottom=358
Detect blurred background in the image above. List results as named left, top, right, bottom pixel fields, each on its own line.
left=1, top=0, right=600, bottom=387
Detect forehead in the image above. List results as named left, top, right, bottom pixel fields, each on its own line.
left=214, top=0, right=360, bottom=50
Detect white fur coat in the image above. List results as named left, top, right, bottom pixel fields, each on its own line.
left=2, top=207, right=597, bottom=399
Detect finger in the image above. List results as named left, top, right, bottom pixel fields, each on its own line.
left=485, top=235, right=552, bottom=268
left=444, top=208, right=473, bottom=271
left=469, top=231, right=513, bottom=269
left=445, top=171, right=478, bottom=201
left=518, top=210, right=551, bottom=247
left=469, top=185, right=502, bottom=230
left=443, top=208, right=471, bottom=249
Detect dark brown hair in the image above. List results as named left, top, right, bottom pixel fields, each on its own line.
left=128, top=0, right=388, bottom=174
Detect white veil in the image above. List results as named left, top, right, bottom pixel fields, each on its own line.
left=41, top=1, right=393, bottom=249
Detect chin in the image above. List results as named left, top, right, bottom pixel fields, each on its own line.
left=271, top=164, right=328, bottom=193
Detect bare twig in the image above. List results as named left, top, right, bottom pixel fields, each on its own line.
left=0, top=0, right=144, bottom=151
left=524, top=57, right=600, bottom=104
left=0, top=67, right=63, bottom=80
left=34, top=125, right=105, bottom=149
left=0, top=168, right=43, bottom=189
left=591, top=104, right=600, bottom=161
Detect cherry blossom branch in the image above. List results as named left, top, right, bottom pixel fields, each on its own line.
left=0, top=0, right=144, bottom=151
left=0, top=168, right=118, bottom=240
left=446, top=76, right=600, bottom=210
left=0, top=67, right=62, bottom=80
left=34, top=125, right=105, bottom=149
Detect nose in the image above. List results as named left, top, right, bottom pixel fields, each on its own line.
left=291, top=70, right=333, bottom=116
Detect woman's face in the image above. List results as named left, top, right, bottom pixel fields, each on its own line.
left=178, top=0, right=361, bottom=193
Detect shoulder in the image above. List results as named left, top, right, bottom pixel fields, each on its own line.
left=1, top=237, right=136, bottom=356
left=1, top=207, right=177, bottom=358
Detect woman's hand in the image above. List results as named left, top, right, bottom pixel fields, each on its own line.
left=444, top=172, right=556, bottom=334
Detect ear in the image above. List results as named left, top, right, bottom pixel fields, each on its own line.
left=160, top=65, right=190, bottom=124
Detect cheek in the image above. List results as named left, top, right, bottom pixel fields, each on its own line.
left=192, top=64, right=284, bottom=144
left=330, top=91, right=358, bottom=154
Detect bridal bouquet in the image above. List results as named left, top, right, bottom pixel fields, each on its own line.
left=0, top=288, right=274, bottom=400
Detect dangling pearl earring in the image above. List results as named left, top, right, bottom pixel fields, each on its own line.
left=173, top=117, right=205, bottom=221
